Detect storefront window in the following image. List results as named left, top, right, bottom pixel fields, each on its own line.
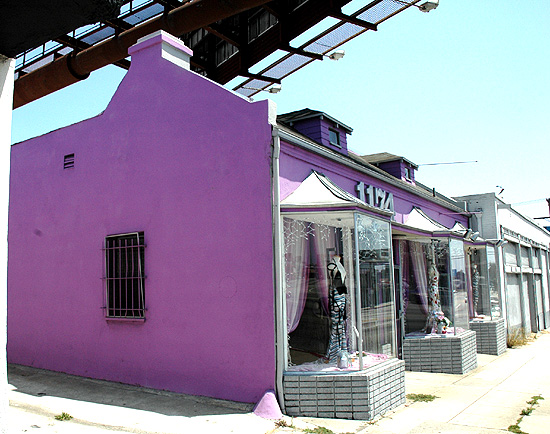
left=450, top=238, right=469, bottom=331
left=399, top=237, right=469, bottom=337
left=506, top=274, right=523, bottom=329
left=487, top=245, right=501, bottom=318
left=468, top=245, right=501, bottom=320
left=355, top=214, right=395, bottom=357
left=282, top=211, right=395, bottom=372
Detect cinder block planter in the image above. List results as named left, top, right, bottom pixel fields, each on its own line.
left=283, top=358, right=405, bottom=420
left=469, top=318, right=507, bottom=356
left=403, top=330, right=477, bottom=374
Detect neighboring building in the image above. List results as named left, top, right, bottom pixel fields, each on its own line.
left=9, top=31, right=487, bottom=420
left=455, top=193, right=550, bottom=339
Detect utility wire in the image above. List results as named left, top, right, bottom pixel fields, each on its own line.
left=418, top=160, right=478, bottom=166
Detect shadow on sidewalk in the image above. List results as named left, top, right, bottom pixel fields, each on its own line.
left=8, top=363, right=254, bottom=418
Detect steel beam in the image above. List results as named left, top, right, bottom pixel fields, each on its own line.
left=14, top=0, right=271, bottom=108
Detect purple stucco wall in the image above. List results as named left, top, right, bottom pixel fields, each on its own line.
left=279, top=141, right=467, bottom=228
left=8, top=32, right=275, bottom=403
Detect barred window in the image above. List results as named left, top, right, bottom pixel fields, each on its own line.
left=104, top=232, right=145, bottom=319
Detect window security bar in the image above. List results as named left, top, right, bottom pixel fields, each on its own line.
left=103, top=232, right=146, bottom=319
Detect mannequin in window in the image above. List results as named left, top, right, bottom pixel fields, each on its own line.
left=472, top=263, right=480, bottom=316
left=425, top=259, right=450, bottom=334
left=326, top=255, right=348, bottom=362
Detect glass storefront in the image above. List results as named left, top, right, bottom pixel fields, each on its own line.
left=467, top=244, right=502, bottom=320
left=397, top=237, right=469, bottom=337
left=487, top=245, right=502, bottom=318
left=282, top=211, right=395, bottom=372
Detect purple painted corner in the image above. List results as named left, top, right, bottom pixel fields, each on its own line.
left=8, top=33, right=275, bottom=403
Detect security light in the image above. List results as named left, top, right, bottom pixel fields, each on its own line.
left=241, top=84, right=282, bottom=95
left=268, top=84, right=282, bottom=93
left=486, top=239, right=508, bottom=247
left=463, top=229, right=480, bottom=241
left=326, top=50, right=345, bottom=61
left=418, top=0, right=439, bottom=12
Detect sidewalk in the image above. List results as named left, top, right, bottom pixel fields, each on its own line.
left=9, top=332, right=550, bottom=433
left=361, top=331, right=550, bottom=434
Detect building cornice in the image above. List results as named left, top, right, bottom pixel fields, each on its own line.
left=277, top=126, right=469, bottom=216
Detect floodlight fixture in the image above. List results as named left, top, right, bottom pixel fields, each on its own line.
left=418, top=0, right=439, bottom=13
left=393, top=0, right=439, bottom=13
left=268, top=84, right=282, bottom=93
left=463, top=229, right=480, bottom=241
left=486, top=239, right=508, bottom=247
left=326, top=50, right=345, bottom=61
left=242, top=84, right=282, bottom=94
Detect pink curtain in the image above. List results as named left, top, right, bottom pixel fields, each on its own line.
left=409, top=241, right=429, bottom=315
left=284, top=218, right=310, bottom=333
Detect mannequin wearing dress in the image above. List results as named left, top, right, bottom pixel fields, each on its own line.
left=472, top=263, right=480, bottom=316
left=326, top=255, right=348, bottom=362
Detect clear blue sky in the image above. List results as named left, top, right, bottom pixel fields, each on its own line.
left=11, top=0, right=550, bottom=222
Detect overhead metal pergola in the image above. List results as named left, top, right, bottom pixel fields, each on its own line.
left=3, top=0, right=422, bottom=108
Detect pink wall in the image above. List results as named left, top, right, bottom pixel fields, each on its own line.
left=8, top=32, right=275, bottom=403
left=279, top=142, right=468, bottom=228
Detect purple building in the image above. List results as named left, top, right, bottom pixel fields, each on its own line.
left=8, top=31, right=480, bottom=420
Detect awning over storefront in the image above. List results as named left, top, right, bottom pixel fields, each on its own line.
left=392, top=207, right=452, bottom=237
left=450, top=221, right=485, bottom=244
left=402, top=207, right=449, bottom=233
left=450, top=221, right=468, bottom=233
left=392, top=208, right=483, bottom=243
left=281, top=171, right=393, bottom=217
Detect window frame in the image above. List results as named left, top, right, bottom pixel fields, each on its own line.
left=104, top=231, right=146, bottom=320
left=328, top=128, right=341, bottom=148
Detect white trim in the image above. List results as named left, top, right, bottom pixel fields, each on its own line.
left=0, top=55, right=14, bottom=430
left=271, top=127, right=285, bottom=411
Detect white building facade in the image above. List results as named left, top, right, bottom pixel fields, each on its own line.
left=456, top=193, right=550, bottom=338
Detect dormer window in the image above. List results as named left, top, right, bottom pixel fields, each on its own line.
left=329, top=128, right=341, bottom=147
left=405, top=167, right=412, bottom=180
left=277, top=109, right=352, bottom=155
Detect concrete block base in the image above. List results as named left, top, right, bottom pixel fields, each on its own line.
left=283, top=358, right=405, bottom=420
left=470, top=318, right=507, bottom=356
left=403, top=330, right=477, bottom=374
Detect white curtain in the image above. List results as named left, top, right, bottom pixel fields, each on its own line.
left=312, top=224, right=333, bottom=314
left=409, top=241, right=429, bottom=314
left=283, top=218, right=310, bottom=333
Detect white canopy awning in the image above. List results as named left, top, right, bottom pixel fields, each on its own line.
left=450, top=221, right=468, bottom=233
left=281, top=171, right=393, bottom=217
left=400, top=207, right=450, bottom=233
left=393, top=208, right=484, bottom=243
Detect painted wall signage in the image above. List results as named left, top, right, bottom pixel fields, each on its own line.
left=355, top=182, right=394, bottom=212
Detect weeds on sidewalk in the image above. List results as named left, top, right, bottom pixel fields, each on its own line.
left=303, top=428, right=353, bottom=434
left=275, top=419, right=294, bottom=428
left=303, top=428, right=335, bottom=434
left=274, top=419, right=353, bottom=434
left=507, top=395, right=544, bottom=434
left=54, top=412, right=73, bottom=421
left=406, top=393, right=438, bottom=402
left=507, top=328, right=528, bottom=348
